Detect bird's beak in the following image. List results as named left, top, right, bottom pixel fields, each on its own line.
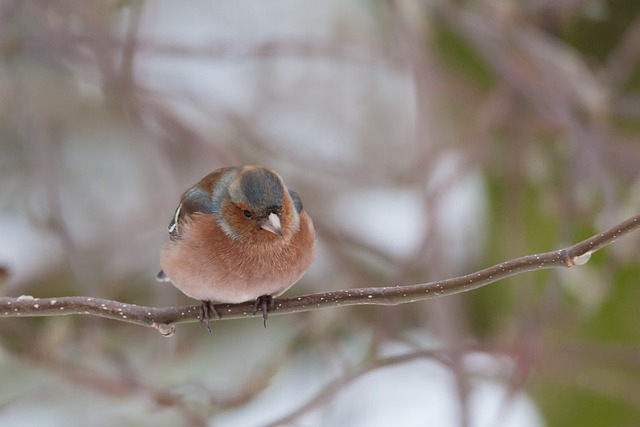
left=261, top=212, right=283, bottom=236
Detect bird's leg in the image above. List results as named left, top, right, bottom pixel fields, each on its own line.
left=253, top=295, right=275, bottom=328
left=199, top=300, right=220, bottom=333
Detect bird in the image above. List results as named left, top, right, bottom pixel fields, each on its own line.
left=157, top=165, right=316, bottom=331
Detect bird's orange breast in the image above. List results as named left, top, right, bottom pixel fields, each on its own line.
left=160, top=211, right=315, bottom=303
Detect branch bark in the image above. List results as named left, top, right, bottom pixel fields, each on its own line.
left=1, top=215, right=638, bottom=336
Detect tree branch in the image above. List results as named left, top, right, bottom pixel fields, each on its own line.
left=1, top=215, right=638, bottom=336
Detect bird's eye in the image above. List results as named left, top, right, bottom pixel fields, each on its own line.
left=243, top=210, right=253, bottom=218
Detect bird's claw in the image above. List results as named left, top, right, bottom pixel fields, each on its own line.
left=199, top=300, right=220, bottom=333
left=253, top=295, right=275, bottom=328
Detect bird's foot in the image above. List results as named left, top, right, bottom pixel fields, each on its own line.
left=199, top=300, right=220, bottom=333
left=253, top=295, right=275, bottom=328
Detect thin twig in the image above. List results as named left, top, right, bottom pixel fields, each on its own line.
left=1, top=215, right=638, bottom=336
left=262, top=348, right=457, bottom=427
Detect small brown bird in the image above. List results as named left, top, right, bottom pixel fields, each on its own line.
left=158, top=166, right=316, bottom=330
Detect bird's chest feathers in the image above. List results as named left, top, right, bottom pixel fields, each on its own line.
left=184, top=217, right=299, bottom=280
left=217, top=238, right=296, bottom=279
